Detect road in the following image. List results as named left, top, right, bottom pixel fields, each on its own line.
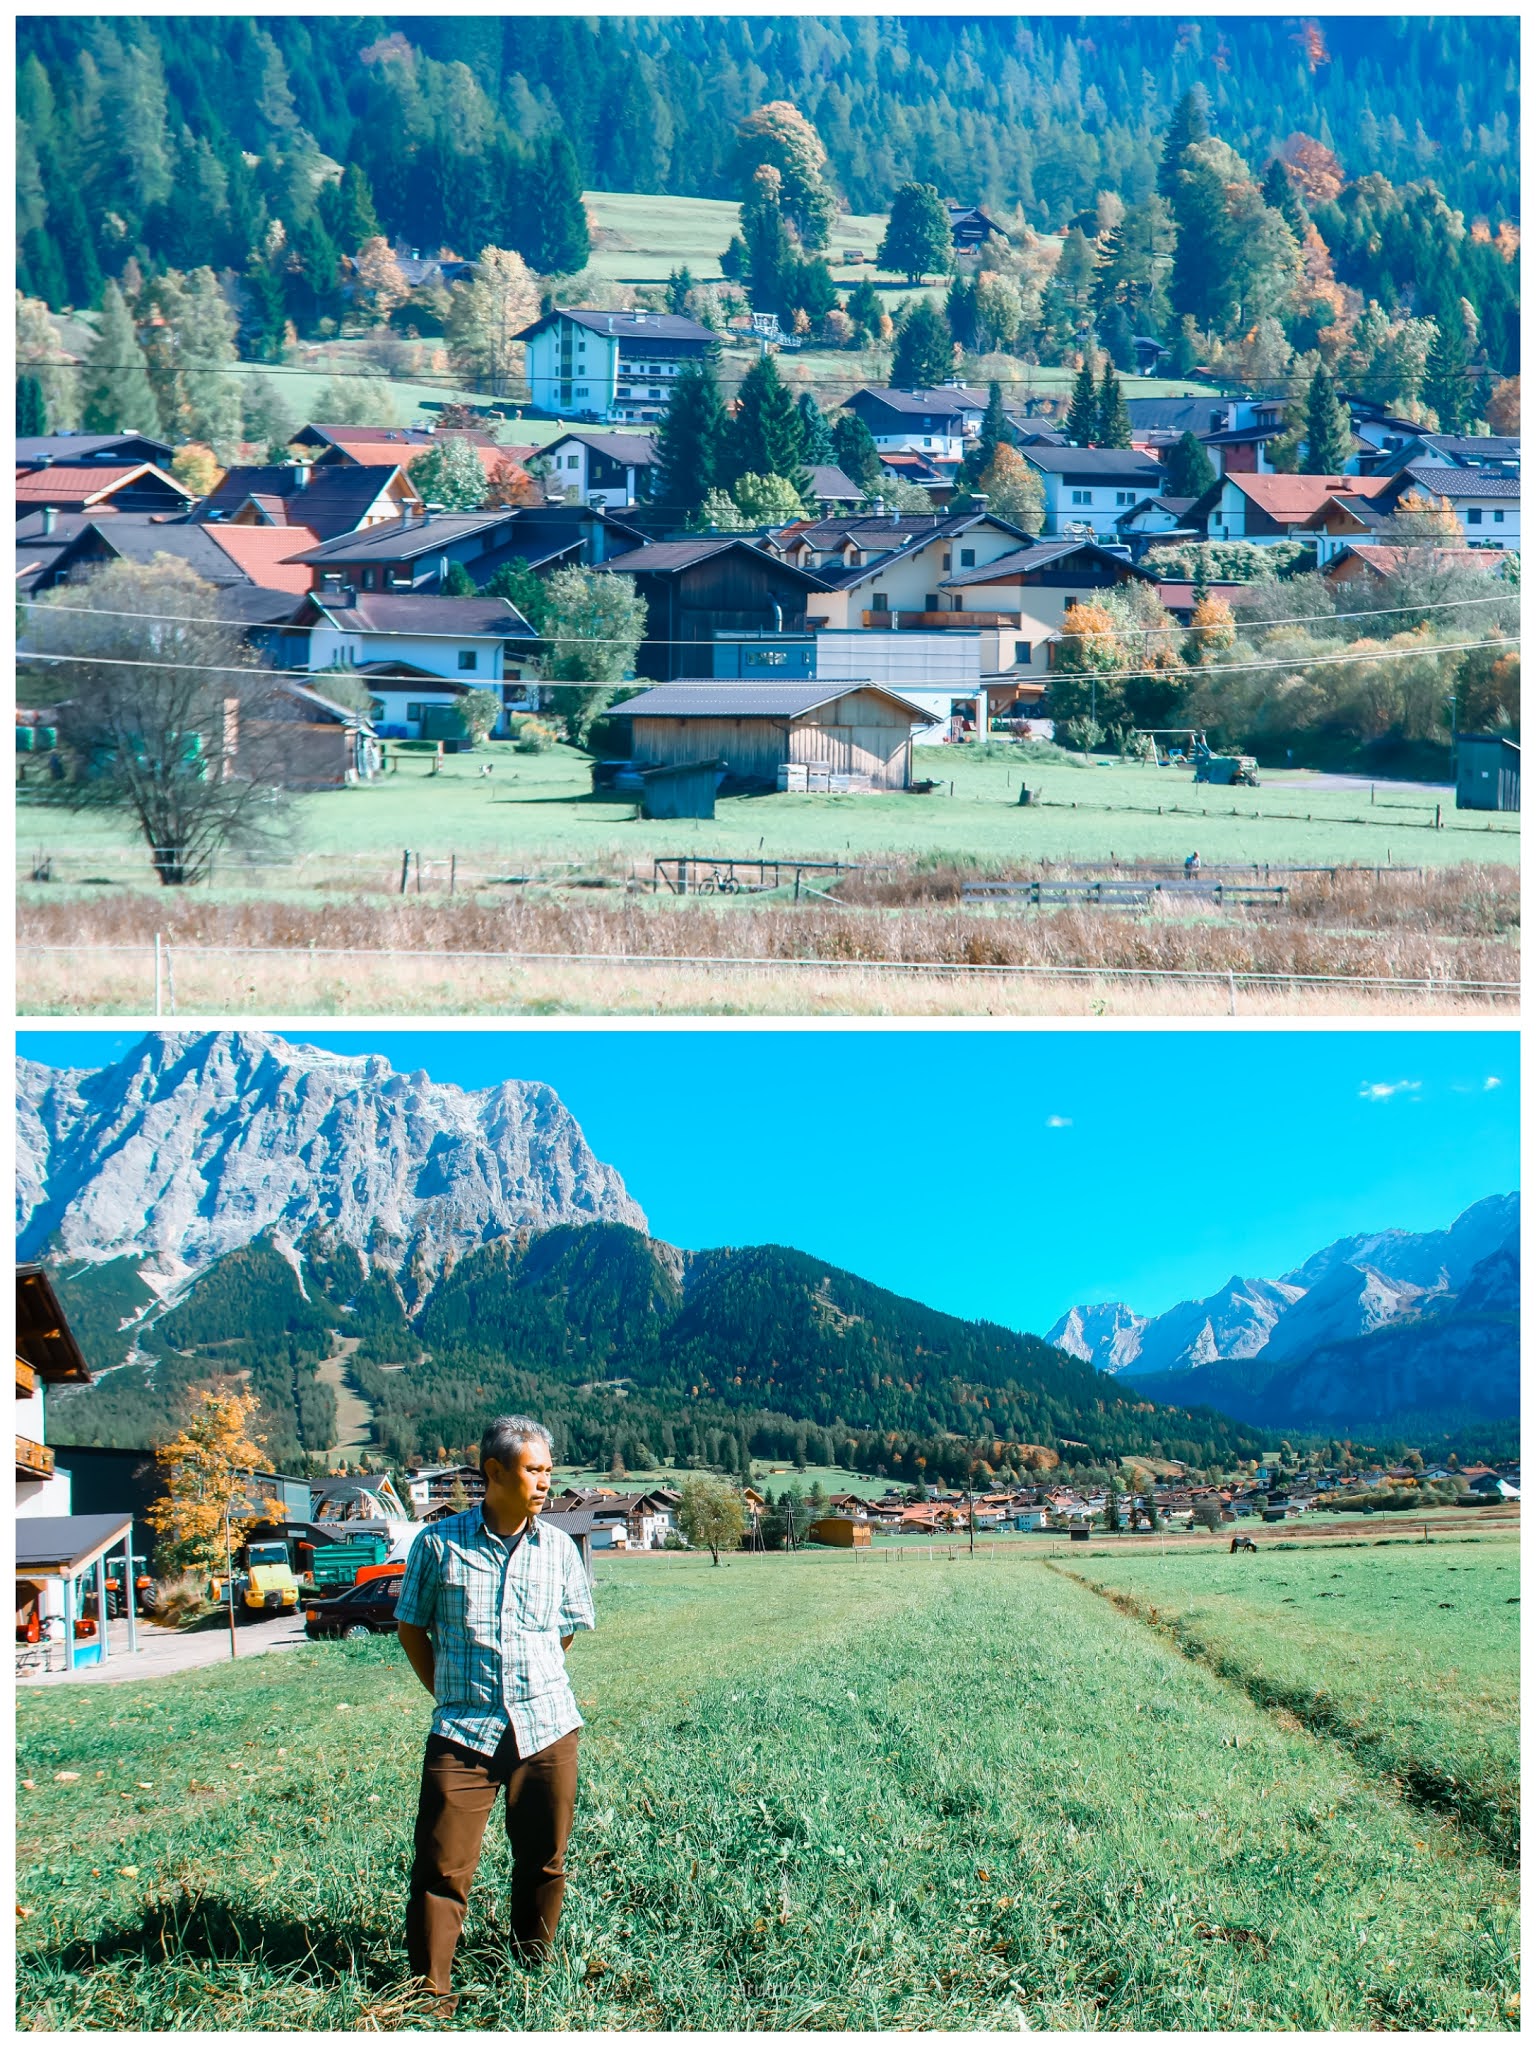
left=17, top=1607, right=310, bottom=1688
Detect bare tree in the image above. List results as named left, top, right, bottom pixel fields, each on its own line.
left=26, top=555, right=296, bottom=885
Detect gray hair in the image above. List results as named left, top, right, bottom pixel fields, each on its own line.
left=480, top=1414, right=553, bottom=1473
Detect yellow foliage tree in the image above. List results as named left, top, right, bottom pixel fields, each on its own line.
left=170, top=441, right=222, bottom=496
left=1387, top=490, right=1463, bottom=542
left=146, top=1387, right=283, bottom=1576
left=1486, top=377, right=1519, bottom=435
left=353, top=235, right=408, bottom=322
left=1185, top=592, right=1237, bottom=662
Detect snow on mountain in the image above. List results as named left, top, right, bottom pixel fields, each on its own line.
left=15, top=1031, right=646, bottom=1286
left=1044, top=1302, right=1149, bottom=1372
left=1255, top=1261, right=1430, bottom=1365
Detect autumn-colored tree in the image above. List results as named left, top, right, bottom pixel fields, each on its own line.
left=733, top=102, right=837, bottom=251
left=448, top=246, right=540, bottom=396
left=354, top=236, right=408, bottom=322
left=1185, top=592, right=1236, bottom=663
left=171, top=441, right=222, bottom=496
left=146, top=1387, right=283, bottom=1577
left=1486, top=377, right=1519, bottom=434
left=1050, top=599, right=1128, bottom=733
left=482, top=453, right=540, bottom=507
left=1279, top=133, right=1345, bottom=204
left=1388, top=490, right=1463, bottom=542
left=977, top=443, right=1044, bottom=534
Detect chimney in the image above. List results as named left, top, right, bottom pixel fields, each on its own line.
left=42, top=505, right=56, bottom=536
left=288, top=462, right=311, bottom=491
left=973, top=492, right=988, bottom=512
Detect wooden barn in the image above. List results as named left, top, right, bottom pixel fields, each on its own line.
left=605, top=680, right=937, bottom=790
left=591, top=539, right=832, bottom=680
left=807, top=1516, right=873, bottom=1548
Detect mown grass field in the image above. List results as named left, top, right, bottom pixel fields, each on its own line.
left=18, top=742, right=1514, bottom=878
left=1067, top=1537, right=1520, bottom=1863
left=16, top=1545, right=1518, bottom=2029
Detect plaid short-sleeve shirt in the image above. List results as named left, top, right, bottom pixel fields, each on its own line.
left=395, top=1507, right=596, bottom=1758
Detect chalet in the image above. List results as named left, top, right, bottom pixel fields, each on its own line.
left=291, top=422, right=534, bottom=495
left=312, top=1472, right=411, bottom=1523
left=839, top=386, right=988, bottom=462
left=606, top=678, right=937, bottom=790
left=283, top=590, right=534, bottom=686
left=936, top=537, right=1159, bottom=671
left=515, top=307, right=718, bottom=423
left=194, top=461, right=421, bottom=536
left=875, top=449, right=952, bottom=500
left=1019, top=447, right=1165, bottom=538
left=1301, top=489, right=1396, bottom=562
left=946, top=202, right=1008, bottom=250
left=1197, top=399, right=1289, bottom=475
left=289, top=504, right=644, bottom=596
left=1346, top=397, right=1443, bottom=464
left=26, top=513, right=321, bottom=596
left=1372, top=464, right=1520, bottom=549
left=540, top=430, right=656, bottom=510
left=16, top=430, right=175, bottom=469
left=16, top=459, right=195, bottom=519
left=786, top=510, right=1040, bottom=636
left=17, top=1264, right=141, bottom=1675
left=1190, top=471, right=1392, bottom=545
left=589, top=538, right=830, bottom=680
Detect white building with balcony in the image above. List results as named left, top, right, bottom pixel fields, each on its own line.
left=516, top=308, right=718, bottom=423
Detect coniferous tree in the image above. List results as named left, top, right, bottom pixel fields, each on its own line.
left=1065, top=359, right=1101, bottom=444
left=1423, top=301, right=1472, bottom=433
left=724, top=351, right=808, bottom=492
left=831, top=410, right=882, bottom=489
left=1260, top=156, right=1308, bottom=240
left=1098, top=299, right=1137, bottom=371
left=653, top=358, right=729, bottom=521
left=890, top=301, right=954, bottom=388
left=1169, top=159, right=1241, bottom=329
left=795, top=390, right=835, bottom=464
left=846, top=277, right=884, bottom=338
left=1157, top=86, right=1211, bottom=199
left=666, top=265, right=695, bottom=315
left=80, top=281, right=159, bottom=434
left=1304, top=363, right=1354, bottom=472
left=1096, top=365, right=1132, bottom=447
left=1163, top=429, right=1216, bottom=498
left=741, top=166, right=795, bottom=317
left=527, top=132, right=590, bottom=276
left=17, top=375, right=47, bottom=435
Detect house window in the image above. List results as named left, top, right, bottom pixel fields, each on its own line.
left=1014, top=640, right=1031, bottom=666
left=566, top=455, right=580, bottom=470
left=1115, top=491, right=1135, bottom=506
left=1493, top=509, right=1504, bottom=523
left=923, top=436, right=934, bottom=447
left=458, top=650, right=478, bottom=671
left=925, top=593, right=939, bottom=611
left=406, top=702, right=427, bottom=722
left=871, top=592, right=889, bottom=611
left=362, top=567, right=377, bottom=588
left=1071, top=489, right=1092, bottom=506
left=960, top=548, right=976, bottom=567
left=942, top=553, right=952, bottom=570
left=1467, top=508, right=1483, bottom=524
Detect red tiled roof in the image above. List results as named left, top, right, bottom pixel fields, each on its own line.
left=202, top=524, right=323, bottom=592
left=16, top=462, right=190, bottom=505
left=1223, top=472, right=1391, bottom=521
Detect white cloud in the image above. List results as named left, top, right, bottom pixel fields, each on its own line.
left=1045, top=1114, right=1073, bottom=1128
left=1484, top=1076, right=1504, bottom=1091
left=1358, top=1080, right=1422, bottom=1101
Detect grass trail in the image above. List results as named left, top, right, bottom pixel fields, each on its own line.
left=17, top=1553, right=1516, bottom=2029
left=1064, top=1537, right=1520, bottom=1861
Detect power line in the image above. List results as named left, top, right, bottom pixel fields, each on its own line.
left=22, top=587, right=1518, bottom=642
left=20, top=635, right=1517, bottom=687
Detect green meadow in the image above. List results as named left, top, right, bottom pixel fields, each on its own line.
left=18, top=742, right=1514, bottom=887
left=17, top=1544, right=1518, bottom=2029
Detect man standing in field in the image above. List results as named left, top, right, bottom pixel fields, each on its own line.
left=395, top=1415, right=595, bottom=1998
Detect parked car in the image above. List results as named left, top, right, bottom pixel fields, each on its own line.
left=304, top=1572, right=403, bottom=1640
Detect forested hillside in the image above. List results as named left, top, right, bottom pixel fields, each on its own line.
left=45, top=1222, right=1265, bottom=1483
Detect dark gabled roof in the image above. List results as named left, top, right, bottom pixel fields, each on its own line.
left=810, top=512, right=1039, bottom=591
left=844, top=385, right=989, bottom=419
left=1200, top=422, right=1287, bottom=447
left=1022, top=448, right=1164, bottom=480
left=940, top=539, right=1156, bottom=588
left=292, top=512, right=519, bottom=564
left=304, top=592, right=533, bottom=637
left=16, top=432, right=174, bottom=464
left=1393, top=463, right=1521, bottom=501
left=1408, top=434, right=1521, bottom=465
left=196, top=464, right=411, bottom=537
left=1117, top=495, right=1197, bottom=520
left=775, top=511, right=961, bottom=551
left=607, top=678, right=937, bottom=723
left=1125, top=398, right=1228, bottom=436
left=46, top=516, right=259, bottom=584
left=807, top=463, right=864, bottom=501
left=517, top=307, right=716, bottom=345
left=207, top=587, right=307, bottom=626
left=280, top=680, right=376, bottom=728
left=17, top=1263, right=94, bottom=1382
left=593, top=538, right=829, bottom=586
left=543, top=430, right=657, bottom=465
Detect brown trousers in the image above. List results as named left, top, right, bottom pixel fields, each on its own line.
left=405, top=1726, right=579, bottom=1990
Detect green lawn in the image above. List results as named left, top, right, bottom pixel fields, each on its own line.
left=582, top=189, right=893, bottom=288
left=17, top=1549, right=1516, bottom=2029
left=20, top=742, right=1517, bottom=887
left=1065, top=1537, right=1521, bottom=1862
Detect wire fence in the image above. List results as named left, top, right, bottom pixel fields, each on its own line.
left=16, top=939, right=1519, bottom=1017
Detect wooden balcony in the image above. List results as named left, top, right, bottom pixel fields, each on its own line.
left=17, top=1356, right=36, bottom=1397
left=17, top=1434, right=55, bottom=1481
left=861, top=610, right=1023, bottom=630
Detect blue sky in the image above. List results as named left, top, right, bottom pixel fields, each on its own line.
left=19, top=1028, right=1518, bottom=1334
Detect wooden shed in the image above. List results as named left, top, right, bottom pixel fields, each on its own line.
left=807, top=1516, right=873, bottom=1548
left=1455, top=733, right=1520, bottom=812
left=606, top=680, right=937, bottom=791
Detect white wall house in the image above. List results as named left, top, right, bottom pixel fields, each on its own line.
left=296, top=591, right=538, bottom=739
left=841, top=386, right=988, bottom=461
left=516, top=308, right=717, bottom=424
left=1021, top=450, right=1166, bottom=538
left=539, top=430, right=656, bottom=509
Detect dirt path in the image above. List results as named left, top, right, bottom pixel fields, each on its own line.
left=317, top=1335, right=374, bottom=1455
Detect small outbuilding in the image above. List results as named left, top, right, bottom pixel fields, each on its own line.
left=1455, top=733, right=1520, bottom=812
left=806, top=1516, right=873, bottom=1548
left=606, top=679, right=937, bottom=791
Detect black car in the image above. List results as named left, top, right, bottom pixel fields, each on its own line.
left=304, top=1574, right=403, bottom=1640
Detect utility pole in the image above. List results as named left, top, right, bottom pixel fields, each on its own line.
left=224, top=1505, right=238, bottom=1663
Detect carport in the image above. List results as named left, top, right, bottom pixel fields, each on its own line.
left=17, top=1513, right=140, bottom=1673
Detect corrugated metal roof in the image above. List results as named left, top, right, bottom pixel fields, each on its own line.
left=608, top=679, right=936, bottom=721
